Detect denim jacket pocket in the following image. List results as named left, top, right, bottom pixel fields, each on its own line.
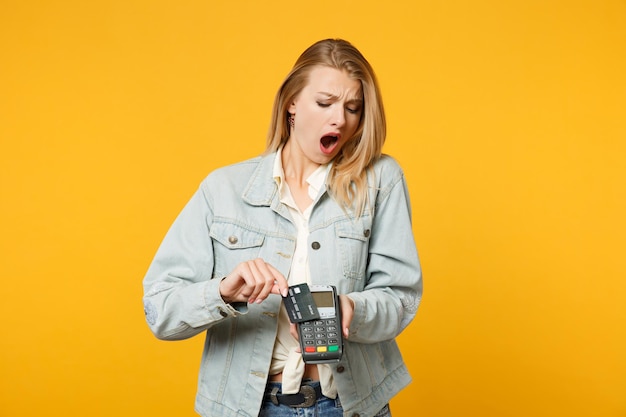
left=334, top=217, right=371, bottom=281
left=210, top=220, right=265, bottom=277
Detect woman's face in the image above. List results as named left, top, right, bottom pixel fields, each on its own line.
left=287, top=66, right=363, bottom=166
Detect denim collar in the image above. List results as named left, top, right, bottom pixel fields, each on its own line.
left=242, top=153, right=278, bottom=207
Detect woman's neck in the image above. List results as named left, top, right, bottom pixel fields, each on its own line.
left=281, top=140, right=320, bottom=187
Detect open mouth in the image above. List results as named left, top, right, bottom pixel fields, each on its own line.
left=320, top=135, right=339, bottom=154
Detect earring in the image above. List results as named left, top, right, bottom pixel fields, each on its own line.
left=288, top=113, right=295, bottom=128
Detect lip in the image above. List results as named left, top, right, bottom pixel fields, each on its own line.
left=320, top=132, right=341, bottom=155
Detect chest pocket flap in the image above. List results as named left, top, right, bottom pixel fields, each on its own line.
left=335, top=218, right=371, bottom=242
left=210, top=221, right=265, bottom=249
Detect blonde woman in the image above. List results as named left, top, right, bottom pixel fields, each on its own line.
left=143, top=38, right=422, bottom=417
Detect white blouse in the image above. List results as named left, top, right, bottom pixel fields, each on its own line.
left=269, top=148, right=337, bottom=398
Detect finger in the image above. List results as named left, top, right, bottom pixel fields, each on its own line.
left=244, top=259, right=267, bottom=303
left=266, top=263, right=289, bottom=297
left=220, top=262, right=254, bottom=303
left=339, top=294, right=354, bottom=339
left=247, top=259, right=279, bottom=303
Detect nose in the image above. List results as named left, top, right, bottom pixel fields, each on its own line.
left=331, top=106, right=346, bottom=127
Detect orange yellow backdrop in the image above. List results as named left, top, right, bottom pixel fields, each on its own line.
left=1, top=1, right=625, bottom=416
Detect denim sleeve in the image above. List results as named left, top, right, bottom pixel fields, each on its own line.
left=142, top=183, right=246, bottom=341
left=346, top=161, right=423, bottom=343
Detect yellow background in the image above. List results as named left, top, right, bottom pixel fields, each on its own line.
left=1, top=1, right=625, bottom=416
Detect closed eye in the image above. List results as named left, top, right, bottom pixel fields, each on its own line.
left=317, top=100, right=361, bottom=116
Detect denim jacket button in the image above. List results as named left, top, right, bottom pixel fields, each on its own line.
left=363, top=229, right=370, bottom=238
left=218, top=308, right=228, bottom=318
left=311, top=241, right=321, bottom=250
left=336, top=365, right=345, bottom=373
left=228, top=235, right=238, bottom=245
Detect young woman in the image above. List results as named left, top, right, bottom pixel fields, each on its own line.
left=143, top=38, right=422, bottom=417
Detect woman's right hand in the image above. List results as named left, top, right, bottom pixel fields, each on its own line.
left=219, top=258, right=289, bottom=304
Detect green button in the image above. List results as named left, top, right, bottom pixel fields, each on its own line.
left=328, top=345, right=339, bottom=352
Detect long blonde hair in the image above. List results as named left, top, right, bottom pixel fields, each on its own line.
left=265, top=39, right=386, bottom=217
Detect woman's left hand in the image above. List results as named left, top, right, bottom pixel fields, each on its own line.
left=289, top=294, right=354, bottom=345
left=338, top=294, right=354, bottom=339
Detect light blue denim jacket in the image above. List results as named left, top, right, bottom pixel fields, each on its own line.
left=143, top=152, right=422, bottom=417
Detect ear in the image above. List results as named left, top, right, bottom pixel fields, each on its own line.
left=288, top=101, right=297, bottom=114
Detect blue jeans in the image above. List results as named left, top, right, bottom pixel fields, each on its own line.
left=258, top=381, right=392, bottom=417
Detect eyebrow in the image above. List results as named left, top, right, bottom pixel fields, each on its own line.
left=316, top=92, right=363, bottom=104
